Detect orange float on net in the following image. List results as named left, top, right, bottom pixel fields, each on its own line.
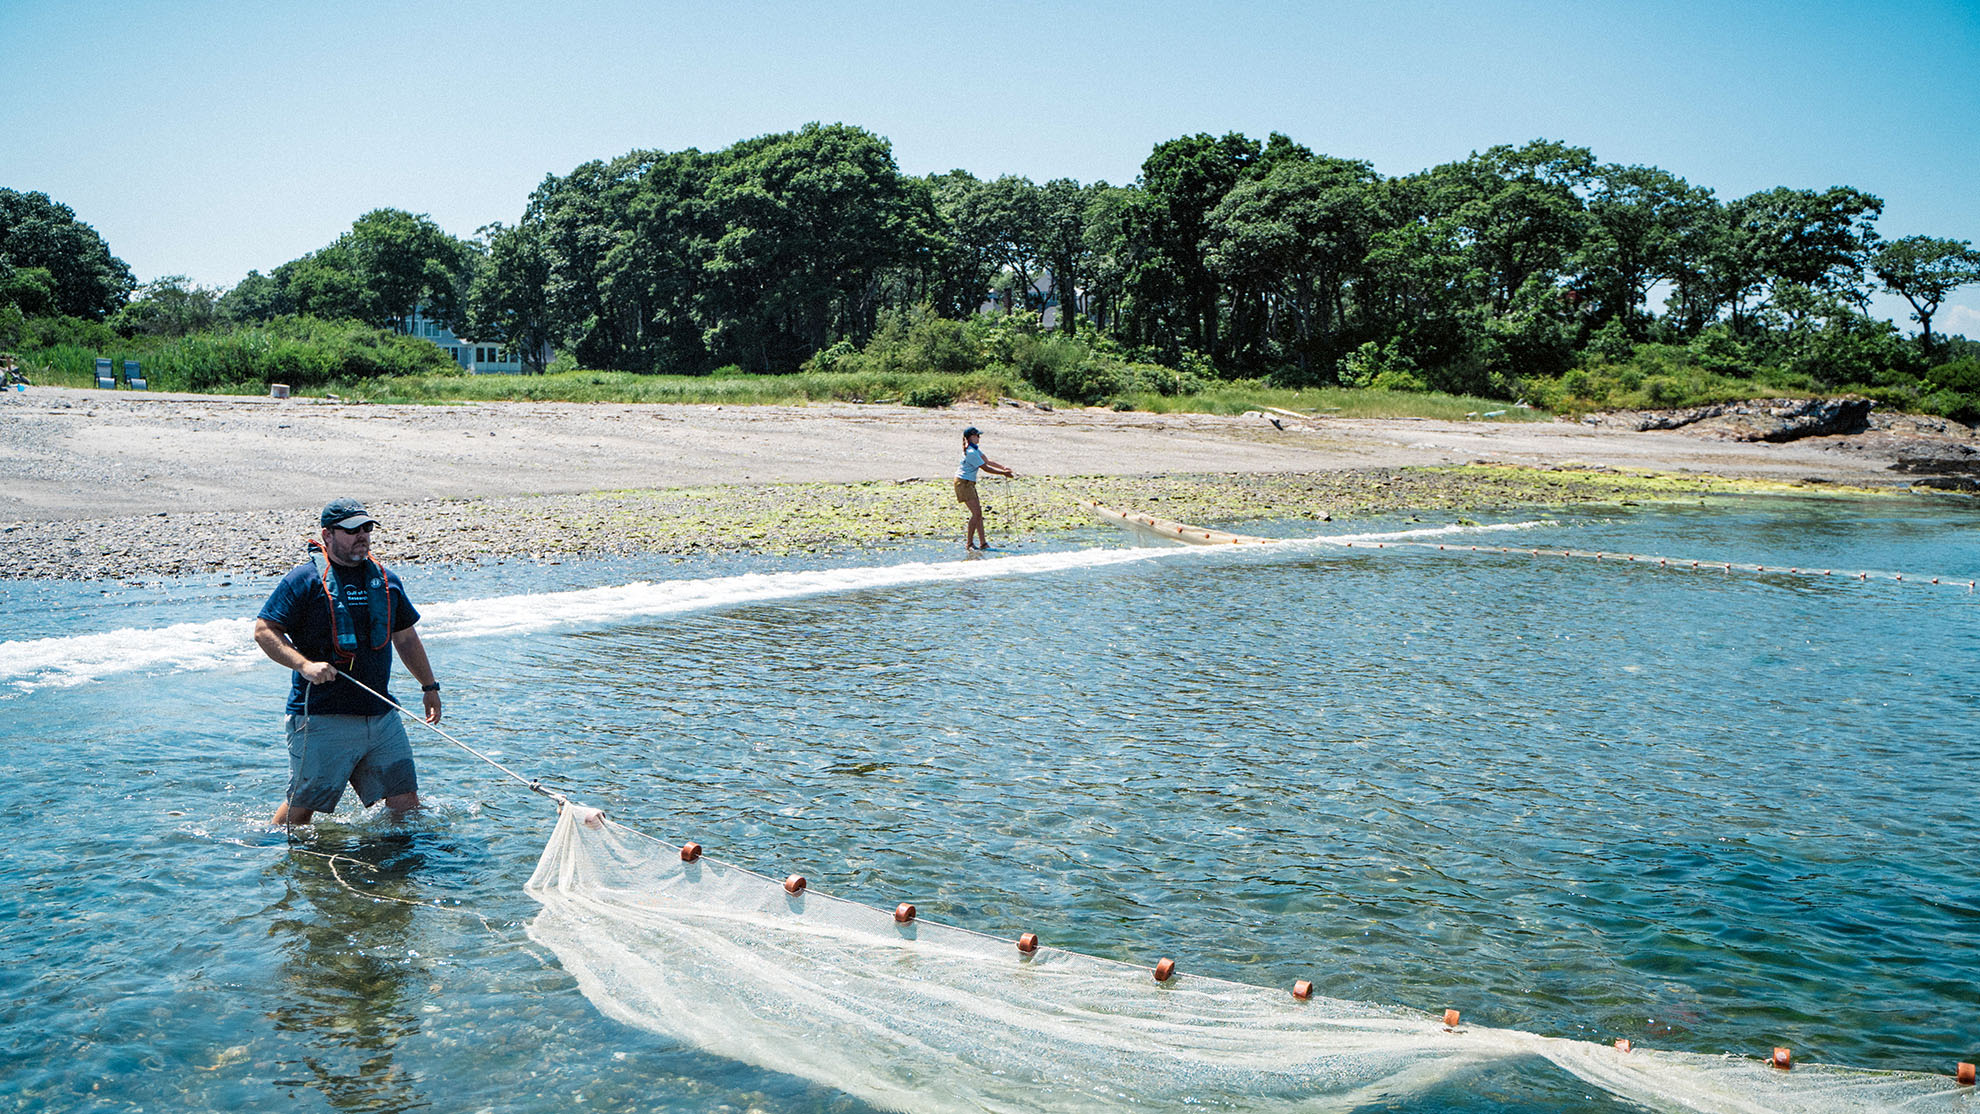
left=784, top=874, right=807, bottom=895
left=679, top=842, right=702, bottom=863
left=1771, top=1047, right=1792, bottom=1070
left=1614, top=1039, right=1632, bottom=1053
left=1017, top=932, right=1039, bottom=954
left=1291, top=979, right=1314, bottom=1000
left=1956, top=1062, right=1975, bottom=1085
left=1153, top=957, right=1176, bottom=982
left=894, top=902, right=916, bottom=923
left=1443, top=1009, right=1460, bottom=1028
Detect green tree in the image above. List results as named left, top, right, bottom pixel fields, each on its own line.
left=1076, top=183, right=1139, bottom=339
left=465, top=222, right=555, bottom=372
left=217, top=270, right=291, bottom=322
left=1730, top=186, right=1883, bottom=313
left=923, top=170, right=1000, bottom=319
left=697, top=123, right=938, bottom=370
left=525, top=151, right=661, bottom=370
left=1872, top=236, right=1980, bottom=355
left=113, top=275, right=225, bottom=336
left=951, top=174, right=1048, bottom=312
left=1357, top=174, right=1488, bottom=386
left=0, top=264, right=59, bottom=318
left=1132, top=131, right=1279, bottom=359
left=1036, top=178, right=1101, bottom=336
left=272, top=245, right=369, bottom=323
left=270, top=209, right=479, bottom=331
left=1205, top=156, right=1380, bottom=380
left=1576, top=164, right=1716, bottom=341
left=0, top=188, right=135, bottom=318
left=1660, top=196, right=1736, bottom=337
left=343, top=208, right=480, bottom=329
left=1428, top=141, right=1593, bottom=316
left=611, top=148, right=724, bottom=371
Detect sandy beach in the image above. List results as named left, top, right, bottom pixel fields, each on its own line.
left=2, top=386, right=1974, bottom=579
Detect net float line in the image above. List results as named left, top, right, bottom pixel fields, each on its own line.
left=1333, top=539, right=1978, bottom=592
left=1079, top=500, right=1275, bottom=546
left=531, top=803, right=1980, bottom=1099
left=1082, top=500, right=1976, bottom=591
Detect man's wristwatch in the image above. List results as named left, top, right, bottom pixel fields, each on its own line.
left=421, top=682, right=441, bottom=693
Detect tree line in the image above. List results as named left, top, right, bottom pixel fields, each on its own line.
left=5, top=123, right=1978, bottom=410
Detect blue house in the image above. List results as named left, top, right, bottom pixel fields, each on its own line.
left=399, top=308, right=546, bottom=373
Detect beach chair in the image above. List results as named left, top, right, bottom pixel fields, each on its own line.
left=94, top=358, right=116, bottom=389
left=123, top=360, right=147, bottom=390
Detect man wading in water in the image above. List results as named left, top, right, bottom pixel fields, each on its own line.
left=254, top=498, right=441, bottom=825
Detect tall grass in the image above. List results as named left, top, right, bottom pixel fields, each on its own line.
left=342, top=369, right=1024, bottom=406
left=1119, top=383, right=1552, bottom=421
left=317, top=368, right=1549, bottom=421
left=10, top=315, right=456, bottom=391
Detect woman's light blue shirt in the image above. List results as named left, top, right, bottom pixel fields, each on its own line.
left=957, top=444, right=986, bottom=482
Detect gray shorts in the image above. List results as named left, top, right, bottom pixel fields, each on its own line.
left=284, top=713, right=418, bottom=814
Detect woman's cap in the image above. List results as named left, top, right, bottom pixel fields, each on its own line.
left=963, top=426, right=981, bottom=437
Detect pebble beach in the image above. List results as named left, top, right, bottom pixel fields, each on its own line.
left=3, top=386, right=1973, bottom=580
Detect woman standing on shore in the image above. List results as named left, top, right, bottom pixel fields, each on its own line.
left=955, top=425, right=1016, bottom=550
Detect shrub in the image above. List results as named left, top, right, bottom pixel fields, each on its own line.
left=831, top=304, right=988, bottom=377
left=1926, top=356, right=1980, bottom=394
left=805, top=338, right=858, bottom=374
left=1916, top=388, right=1979, bottom=425
left=9, top=314, right=458, bottom=391
left=1686, top=325, right=1752, bottom=375
left=1336, top=339, right=1418, bottom=389
left=1368, top=368, right=1429, bottom=392
left=901, top=381, right=957, bottom=407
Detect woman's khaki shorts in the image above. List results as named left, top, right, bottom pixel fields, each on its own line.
left=953, top=478, right=978, bottom=504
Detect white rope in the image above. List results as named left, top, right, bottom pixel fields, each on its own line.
left=1334, top=540, right=1978, bottom=591
left=331, top=667, right=570, bottom=810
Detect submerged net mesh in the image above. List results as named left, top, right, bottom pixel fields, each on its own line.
left=526, top=805, right=1972, bottom=1114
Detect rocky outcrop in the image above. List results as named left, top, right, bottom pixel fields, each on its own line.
left=1589, top=397, right=1874, bottom=442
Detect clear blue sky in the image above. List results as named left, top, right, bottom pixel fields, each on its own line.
left=4, top=0, right=1976, bottom=334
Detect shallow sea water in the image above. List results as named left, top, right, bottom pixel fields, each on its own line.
left=2, top=494, right=1976, bottom=1113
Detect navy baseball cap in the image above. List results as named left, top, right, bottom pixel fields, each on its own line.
left=320, top=498, right=378, bottom=530
left=963, top=426, right=981, bottom=437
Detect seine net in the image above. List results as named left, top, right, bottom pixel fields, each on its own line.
left=525, top=805, right=1973, bottom=1114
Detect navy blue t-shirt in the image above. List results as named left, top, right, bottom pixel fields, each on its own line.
left=258, top=559, right=421, bottom=716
